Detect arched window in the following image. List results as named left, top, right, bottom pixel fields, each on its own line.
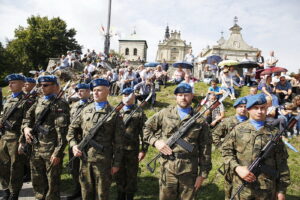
left=125, top=48, right=129, bottom=55
left=133, top=48, right=138, bottom=56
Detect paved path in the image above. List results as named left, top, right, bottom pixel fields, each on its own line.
left=0, top=182, right=80, bottom=200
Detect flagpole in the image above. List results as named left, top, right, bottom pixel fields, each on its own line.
left=104, top=0, right=112, bottom=58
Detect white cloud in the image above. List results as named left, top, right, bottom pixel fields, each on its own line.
left=0, top=0, right=299, bottom=72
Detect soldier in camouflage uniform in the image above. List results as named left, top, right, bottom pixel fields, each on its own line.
left=144, top=83, right=212, bottom=200
left=115, top=88, right=148, bottom=200
left=222, top=94, right=290, bottom=200
left=0, top=74, right=34, bottom=200
left=21, top=75, right=70, bottom=200
left=22, top=77, right=38, bottom=182
left=66, top=83, right=91, bottom=200
left=67, top=78, right=124, bottom=200
left=212, top=97, right=248, bottom=200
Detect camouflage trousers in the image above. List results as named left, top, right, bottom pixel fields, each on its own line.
left=79, top=160, right=112, bottom=200
left=231, top=185, right=277, bottom=200
left=115, top=149, right=139, bottom=194
left=159, top=168, right=197, bottom=200
left=68, top=147, right=81, bottom=191
left=0, top=139, right=25, bottom=193
left=30, top=153, right=62, bottom=200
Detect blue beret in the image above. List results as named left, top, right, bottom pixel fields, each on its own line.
left=75, top=83, right=90, bottom=91
left=174, top=83, right=192, bottom=94
left=233, top=97, right=247, bottom=108
left=246, top=93, right=267, bottom=109
left=5, top=74, right=25, bottom=82
left=122, top=88, right=134, bottom=95
left=25, top=77, right=36, bottom=83
left=90, top=78, right=110, bottom=90
left=37, top=75, right=58, bottom=84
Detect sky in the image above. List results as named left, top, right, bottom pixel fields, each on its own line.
left=0, top=0, right=300, bottom=73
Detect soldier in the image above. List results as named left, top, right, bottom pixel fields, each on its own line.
left=212, top=97, right=248, bottom=200
left=21, top=75, right=70, bottom=200
left=222, top=94, right=290, bottom=200
left=144, top=83, right=212, bottom=200
left=0, top=74, right=33, bottom=200
left=67, top=78, right=124, bottom=200
left=22, top=77, right=38, bottom=182
left=66, top=83, right=91, bottom=200
left=115, top=88, right=148, bottom=200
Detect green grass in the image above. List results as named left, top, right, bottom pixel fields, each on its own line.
left=5, top=82, right=299, bottom=199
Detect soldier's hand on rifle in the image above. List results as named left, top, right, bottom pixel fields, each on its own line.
left=111, top=167, right=119, bottom=175
left=18, top=143, right=25, bottom=155
left=138, top=151, right=146, bottom=162
left=194, top=176, right=205, bottom=190
left=235, top=166, right=256, bottom=183
left=24, top=127, right=33, bottom=143
left=277, top=192, right=286, bottom=200
left=154, top=140, right=172, bottom=155
left=50, top=156, right=60, bottom=166
left=72, top=145, right=83, bottom=157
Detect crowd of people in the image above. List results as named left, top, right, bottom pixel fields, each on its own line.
left=0, top=48, right=299, bottom=200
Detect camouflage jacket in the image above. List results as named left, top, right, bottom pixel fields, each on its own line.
left=68, top=101, right=90, bottom=143
left=222, top=120, right=290, bottom=193
left=120, top=105, right=148, bottom=152
left=0, top=92, right=35, bottom=141
left=212, top=115, right=242, bottom=150
left=67, top=103, right=124, bottom=167
left=143, top=106, right=212, bottom=177
left=22, top=96, right=70, bottom=158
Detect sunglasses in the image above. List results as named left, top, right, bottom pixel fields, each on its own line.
left=40, top=83, right=55, bottom=87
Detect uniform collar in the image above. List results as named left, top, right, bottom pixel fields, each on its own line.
left=11, top=91, right=23, bottom=98
left=44, top=94, right=56, bottom=100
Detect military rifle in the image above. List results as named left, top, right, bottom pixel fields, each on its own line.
left=0, top=86, right=38, bottom=136
left=67, top=94, right=132, bottom=166
left=123, top=91, right=153, bottom=126
left=146, top=92, right=229, bottom=173
left=230, top=113, right=300, bottom=200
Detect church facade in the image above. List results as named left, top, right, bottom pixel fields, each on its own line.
left=155, top=26, right=192, bottom=63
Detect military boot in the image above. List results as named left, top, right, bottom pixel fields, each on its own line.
left=126, top=193, right=134, bottom=200
left=117, top=191, right=126, bottom=200
left=2, top=189, right=10, bottom=200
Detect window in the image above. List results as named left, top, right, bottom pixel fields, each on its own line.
left=133, top=48, right=138, bottom=56
left=125, top=48, right=129, bottom=55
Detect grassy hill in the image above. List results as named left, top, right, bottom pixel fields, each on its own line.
left=3, top=82, right=299, bottom=199
left=61, top=82, right=300, bottom=199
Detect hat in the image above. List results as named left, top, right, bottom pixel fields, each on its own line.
left=75, top=83, right=90, bottom=92
left=90, top=78, right=110, bottom=90
left=233, top=97, right=247, bottom=108
left=5, top=74, right=25, bottom=82
left=25, top=77, right=36, bottom=84
left=246, top=93, right=267, bottom=109
left=121, top=88, right=134, bottom=95
left=37, top=75, right=58, bottom=84
left=174, top=83, right=192, bottom=94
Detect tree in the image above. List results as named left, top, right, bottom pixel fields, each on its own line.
left=5, top=15, right=82, bottom=73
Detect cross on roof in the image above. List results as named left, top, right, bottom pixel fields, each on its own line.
left=234, top=16, right=238, bottom=25
left=221, top=31, right=224, bottom=37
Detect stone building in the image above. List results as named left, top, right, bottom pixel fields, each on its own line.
left=195, top=16, right=260, bottom=79
left=119, top=31, right=148, bottom=62
left=155, top=26, right=192, bottom=63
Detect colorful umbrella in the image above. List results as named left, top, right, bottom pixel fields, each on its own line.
left=218, top=60, right=239, bottom=67
left=172, top=61, right=193, bottom=69
left=144, top=62, right=161, bottom=67
left=206, top=55, right=222, bottom=64
left=260, top=67, right=287, bottom=75
left=236, top=61, right=259, bottom=69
